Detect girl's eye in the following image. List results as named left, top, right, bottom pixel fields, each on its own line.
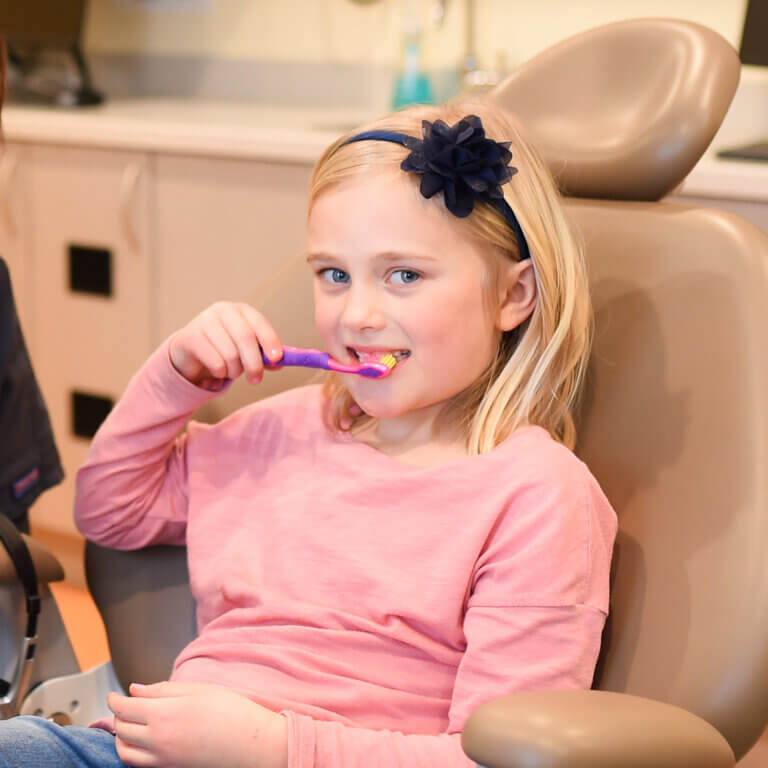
left=319, top=268, right=350, bottom=284
left=390, top=269, right=421, bottom=285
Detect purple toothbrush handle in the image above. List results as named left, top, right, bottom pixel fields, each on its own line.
left=262, top=346, right=330, bottom=370
left=262, top=345, right=391, bottom=378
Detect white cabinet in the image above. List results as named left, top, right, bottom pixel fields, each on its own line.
left=3, top=143, right=153, bottom=536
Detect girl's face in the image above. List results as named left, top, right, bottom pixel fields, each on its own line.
left=307, top=170, right=516, bottom=426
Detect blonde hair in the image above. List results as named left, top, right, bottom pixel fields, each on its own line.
left=310, top=99, right=591, bottom=453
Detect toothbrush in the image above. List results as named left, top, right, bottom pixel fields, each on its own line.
left=262, top=346, right=397, bottom=379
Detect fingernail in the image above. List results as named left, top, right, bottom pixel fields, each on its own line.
left=270, top=348, right=281, bottom=361
left=130, top=683, right=146, bottom=690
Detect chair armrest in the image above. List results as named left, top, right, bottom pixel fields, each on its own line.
left=461, top=690, right=735, bottom=768
left=0, top=533, right=65, bottom=584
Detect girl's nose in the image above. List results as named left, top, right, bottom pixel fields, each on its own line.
left=340, top=285, right=387, bottom=332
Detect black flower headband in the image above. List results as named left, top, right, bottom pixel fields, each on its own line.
left=342, top=114, right=530, bottom=260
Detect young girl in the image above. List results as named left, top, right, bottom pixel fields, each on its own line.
left=0, top=101, right=616, bottom=767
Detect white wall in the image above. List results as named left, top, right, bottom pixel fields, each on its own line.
left=85, top=0, right=749, bottom=73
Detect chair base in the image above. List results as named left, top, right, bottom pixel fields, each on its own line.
left=20, top=661, right=124, bottom=727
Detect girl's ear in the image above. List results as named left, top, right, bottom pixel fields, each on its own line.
left=497, top=259, right=537, bottom=332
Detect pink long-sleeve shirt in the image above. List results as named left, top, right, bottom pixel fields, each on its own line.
left=75, top=339, right=617, bottom=768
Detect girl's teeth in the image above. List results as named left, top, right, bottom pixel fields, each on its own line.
left=349, top=348, right=410, bottom=362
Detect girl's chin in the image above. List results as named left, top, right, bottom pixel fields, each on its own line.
left=348, top=390, right=411, bottom=420
left=351, top=391, right=444, bottom=421
left=355, top=400, right=408, bottom=420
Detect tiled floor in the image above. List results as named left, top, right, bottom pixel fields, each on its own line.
left=49, top=581, right=110, bottom=672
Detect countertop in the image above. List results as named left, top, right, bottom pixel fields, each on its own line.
left=1, top=100, right=376, bottom=163
left=3, top=98, right=768, bottom=201
left=675, top=148, right=768, bottom=202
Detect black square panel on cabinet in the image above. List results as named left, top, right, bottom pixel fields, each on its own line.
left=71, top=390, right=114, bottom=438
left=68, top=245, right=112, bottom=296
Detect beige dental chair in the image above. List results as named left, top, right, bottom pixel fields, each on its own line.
left=463, top=17, right=768, bottom=768
left=6, top=16, right=768, bottom=768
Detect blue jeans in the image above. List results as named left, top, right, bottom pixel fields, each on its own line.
left=0, top=716, right=126, bottom=767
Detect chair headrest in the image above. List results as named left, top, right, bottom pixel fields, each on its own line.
left=489, top=18, right=741, bottom=201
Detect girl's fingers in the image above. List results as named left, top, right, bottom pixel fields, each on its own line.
left=107, top=692, right=149, bottom=725
left=238, top=304, right=283, bottom=365
left=128, top=681, right=168, bottom=698
left=173, top=302, right=282, bottom=385
left=187, top=333, right=230, bottom=382
left=113, top=719, right=152, bottom=751
left=114, top=735, right=156, bottom=768
left=201, top=323, right=243, bottom=381
left=219, top=304, right=265, bottom=381
left=129, top=681, right=211, bottom=698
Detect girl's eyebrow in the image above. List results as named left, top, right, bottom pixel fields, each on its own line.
left=306, top=251, right=438, bottom=263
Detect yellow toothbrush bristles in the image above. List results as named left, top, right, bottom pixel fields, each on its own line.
left=380, top=353, right=397, bottom=370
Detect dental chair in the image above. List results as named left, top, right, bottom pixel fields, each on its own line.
left=4, top=16, right=768, bottom=768
left=465, top=17, right=768, bottom=768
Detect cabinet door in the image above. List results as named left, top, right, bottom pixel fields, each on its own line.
left=27, top=145, right=152, bottom=535
left=0, top=142, right=34, bottom=340
left=154, top=154, right=321, bottom=422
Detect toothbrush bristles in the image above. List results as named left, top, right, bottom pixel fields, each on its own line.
left=379, top=353, right=397, bottom=370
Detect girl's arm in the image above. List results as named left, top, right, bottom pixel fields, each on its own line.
left=281, top=604, right=605, bottom=768
left=73, top=337, right=222, bottom=550
left=75, top=301, right=283, bottom=550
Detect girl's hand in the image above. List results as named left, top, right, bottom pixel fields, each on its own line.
left=108, top=681, right=287, bottom=768
left=169, top=302, right=283, bottom=387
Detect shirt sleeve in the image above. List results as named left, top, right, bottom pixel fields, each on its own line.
left=279, top=457, right=617, bottom=767
left=282, top=712, right=474, bottom=768
left=73, top=336, right=226, bottom=550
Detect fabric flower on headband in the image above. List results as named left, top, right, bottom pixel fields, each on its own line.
left=399, top=114, right=518, bottom=219
left=342, top=114, right=531, bottom=259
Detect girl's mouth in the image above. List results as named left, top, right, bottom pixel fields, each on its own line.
left=347, top=347, right=411, bottom=364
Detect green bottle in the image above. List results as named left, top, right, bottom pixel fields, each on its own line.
left=392, top=23, right=434, bottom=109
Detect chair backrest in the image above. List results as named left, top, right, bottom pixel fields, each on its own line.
left=490, top=18, right=740, bottom=200
left=568, top=199, right=768, bottom=761
left=85, top=543, right=194, bottom=692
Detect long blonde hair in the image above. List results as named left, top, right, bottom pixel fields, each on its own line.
left=310, top=99, right=591, bottom=453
